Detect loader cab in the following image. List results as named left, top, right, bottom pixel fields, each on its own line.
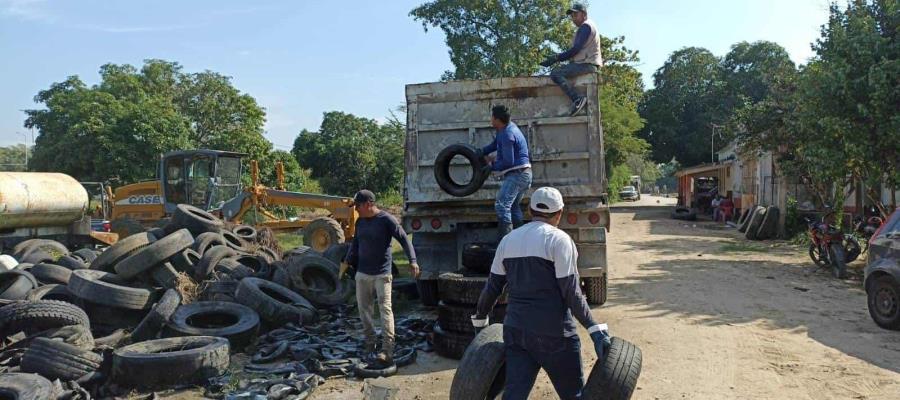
left=160, top=150, right=246, bottom=213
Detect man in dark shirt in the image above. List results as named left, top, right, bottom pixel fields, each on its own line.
left=481, top=105, right=532, bottom=241
left=343, top=190, right=419, bottom=366
left=471, top=187, right=610, bottom=400
left=540, top=3, right=603, bottom=116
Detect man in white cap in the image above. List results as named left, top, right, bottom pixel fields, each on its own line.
left=471, top=186, right=611, bottom=400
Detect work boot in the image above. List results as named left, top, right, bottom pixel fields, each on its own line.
left=496, top=223, right=513, bottom=243
left=569, top=97, right=587, bottom=116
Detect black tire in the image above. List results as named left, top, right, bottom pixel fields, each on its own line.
left=192, top=231, right=227, bottom=256
left=829, top=243, right=847, bottom=279
left=354, top=362, right=398, bottom=378
left=233, top=225, right=258, bottom=243
left=583, top=274, right=607, bottom=306
left=322, top=242, right=351, bottom=266
left=110, top=217, right=147, bottom=238
left=198, top=280, right=239, bottom=303
left=0, top=373, right=55, bottom=400
left=30, top=263, right=73, bottom=285
left=744, top=207, right=767, bottom=240
left=166, top=301, right=260, bottom=351
left=18, top=250, right=54, bottom=265
left=216, top=258, right=255, bottom=280
left=115, top=229, right=193, bottom=279
left=670, top=207, right=697, bottom=221
left=284, top=245, right=316, bottom=260
left=92, top=232, right=156, bottom=272
left=25, top=324, right=95, bottom=350
left=26, top=284, right=78, bottom=304
left=151, top=262, right=181, bottom=289
left=867, top=275, right=900, bottom=330
left=235, top=278, right=317, bottom=325
left=13, top=239, right=69, bottom=260
left=0, top=300, right=90, bottom=337
left=417, top=279, right=439, bottom=306
left=69, top=269, right=156, bottom=310
left=194, top=245, right=239, bottom=280
left=0, top=270, right=36, bottom=300
left=131, top=289, right=182, bottom=343
left=844, top=236, right=862, bottom=263
left=221, top=230, right=250, bottom=252
left=256, top=246, right=281, bottom=263
left=112, top=336, right=230, bottom=389
left=583, top=337, right=643, bottom=400
left=270, top=262, right=292, bottom=288
left=438, top=273, right=506, bottom=306
left=21, top=337, right=103, bottom=381
left=167, top=204, right=224, bottom=236
left=434, top=143, right=490, bottom=197
left=56, top=255, right=88, bottom=270
left=394, top=277, right=420, bottom=300
left=81, top=301, right=146, bottom=333
left=169, top=248, right=200, bottom=272
left=303, top=217, right=345, bottom=253
left=450, top=324, right=505, bottom=400
left=462, top=243, right=496, bottom=274
left=438, top=301, right=506, bottom=335
left=756, top=206, right=780, bottom=240
left=808, top=243, right=829, bottom=267
left=737, top=208, right=751, bottom=226
left=234, top=254, right=268, bottom=273
left=147, top=227, right=167, bottom=239
left=286, top=255, right=349, bottom=306
left=72, top=248, right=99, bottom=264
left=433, top=323, right=475, bottom=360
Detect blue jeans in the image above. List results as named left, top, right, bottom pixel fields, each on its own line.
left=503, top=325, right=584, bottom=400
left=550, top=63, right=599, bottom=102
left=495, top=169, right=532, bottom=226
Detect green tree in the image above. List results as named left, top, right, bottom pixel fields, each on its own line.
left=0, top=145, right=29, bottom=172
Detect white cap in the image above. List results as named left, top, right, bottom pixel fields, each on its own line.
left=530, top=187, right=565, bottom=213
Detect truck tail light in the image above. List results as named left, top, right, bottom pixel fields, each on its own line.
left=411, top=219, right=422, bottom=231
left=567, top=213, right=578, bottom=225
left=588, top=213, right=600, bottom=225
left=431, top=218, right=442, bottom=230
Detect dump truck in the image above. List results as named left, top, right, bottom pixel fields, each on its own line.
left=0, top=172, right=118, bottom=251
left=403, top=74, right=611, bottom=304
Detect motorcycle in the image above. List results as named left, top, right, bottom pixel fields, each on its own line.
left=852, top=212, right=885, bottom=253
left=806, top=213, right=861, bottom=279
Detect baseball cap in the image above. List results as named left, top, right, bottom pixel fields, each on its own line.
left=567, top=3, right=587, bottom=15
left=530, top=187, right=565, bottom=213
left=353, top=190, right=376, bottom=205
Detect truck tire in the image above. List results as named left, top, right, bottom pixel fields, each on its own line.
left=438, top=301, right=506, bottom=335
left=0, top=300, right=90, bottom=337
left=92, top=232, right=156, bottom=272
left=151, top=263, right=181, bottom=289
left=438, top=273, right=506, bottom=306
left=433, top=323, right=474, bottom=360
left=303, top=217, right=345, bottom=253
left=194, top=245, right=240, bottom=280
left=115, top=229, right=193, bottom=279
left=69, top=270, right=156, bottom=310
left=322, top=243, right=350, bottom=266
left=21, top=337, right=103, bottom=381
left=449, top=323, right=505, bottom=400
left=131, top=289, right=182, bottom=343
left=462, top=243, right=496, bottom=274
left=756, top=206, right=779, bottom=240
left=434, top=143, right=490, bottom=197
left=235, top=278, right=316, bottom=325
left=233, top=225, right=258, bottom=243
left=738, top=207, right=758, bottom=233
left=166, top=301, right=260, bottom=351
left=26, top=284, right=78, bottom=304
left=169, top=248, right=200, bottom=272
left=112, top=336, right=230, bottom=389
left=583, top=337, right=643, bottom=400
left=286, top=255, right=349, bottom=306
left=56, top=255, right=88, bottom=270
left=583, top=274, right=607, bottom=306
left=0, top=373, right=55, bottom=400
left=744, top=207, right=767, bottom=240
left=167, top=204, right=224, bottom=236
left=0, top=270, right=36, bottom=300
left=417, top=279, right=439, bottom=306
left=30, top=263, right=73, bottom=285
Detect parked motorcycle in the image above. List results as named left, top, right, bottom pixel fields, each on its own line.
left=806, top=213, right=861, bottom=279
left=853, top=213, right=885, bottom=253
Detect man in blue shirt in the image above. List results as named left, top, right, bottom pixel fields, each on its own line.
left=541, top=3, right=603, bottom=116
left=481, top=105, right=532, bottom=242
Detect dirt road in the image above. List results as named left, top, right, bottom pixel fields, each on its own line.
left=312, top=195, right=900, bottom=399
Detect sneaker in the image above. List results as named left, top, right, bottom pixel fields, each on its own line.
left=569, top=97, right=587, bottom=116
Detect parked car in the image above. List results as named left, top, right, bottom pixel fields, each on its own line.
left=619, top=186, right=640, bottom=201
left=864, top=208, right=900, bottom=330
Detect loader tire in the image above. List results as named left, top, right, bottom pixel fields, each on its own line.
left=21, top=337, right=103, bottom=381
left=303, top=217, right=345, bottom=253
left=434, top=143, right=491, bottom=197
left=449, top=324, right=505, bottom=400
left=583, top=337, right=643, bottom=400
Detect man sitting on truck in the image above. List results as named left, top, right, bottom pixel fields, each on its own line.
left=481, top=105, right=532, bottom=241
left=540, top=3, right=603, bottom=116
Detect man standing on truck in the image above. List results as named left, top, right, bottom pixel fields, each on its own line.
left=540, top=3, right=603, bottom=116
left=481, top=105, right=532, bottom=241
left=342, top=189, right=420, bottom=367
left=471, top=187, right=611, bottom=400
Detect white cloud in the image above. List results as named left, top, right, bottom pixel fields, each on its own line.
left=0, top=0, right=54, bottom=22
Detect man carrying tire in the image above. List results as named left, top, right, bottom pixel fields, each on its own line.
left=341, top=190, right=419, bottom=367
left=471, top=187, right=610, bottom=400
left=540, top=3, right=602, bottom=116
left=481, top=105, right=532, bottom=242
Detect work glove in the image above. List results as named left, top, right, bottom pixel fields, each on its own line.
left=540, top=54, right=557, bottom=67
left=471, top=315, right=489, bottom=334
left=589, top=324, right=611, bottom=361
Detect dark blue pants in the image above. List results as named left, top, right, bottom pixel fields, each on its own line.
left=550, top=62, right=599, bottom=102
left=503, top=325, right=584, bottom=400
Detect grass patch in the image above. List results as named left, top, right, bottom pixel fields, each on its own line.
left=275, top=232, right=304, bottom=250
left=719, top=242, right=770, bottom=253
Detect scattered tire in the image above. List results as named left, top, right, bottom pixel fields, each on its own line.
left=94, top=329, right=129, bottom=348
left=583, top=274, right=607, bottom=306
left=322, top=243, right=350, bottom=267
left=670, top=206, right=697, bottom=221
left=116, top=228, right=193, bottom=279
left=354, top=361, right=398, bottom=378
left=221, top=230, right=250, bottom=252
left=166, top=301, right=260, bottom=351
left=198, top=280, right=239, bottom=303
left=167, top=204, right=224, bottom=236
left=131, top=289, right=182, bottom=343
left=744, top=207, right=767, bottom=240
left=92, top=232, right=156, bottom=272
left=583, top=337, right=643, bottom=400
left=26, top=324, right=95, bottom=350
left=438, top=273, right=506, bottom=306
left=738, top=207, right=758, bottom=233
left=0, top=270, right=36, bottom=300
left=867, top=275, right=900, bottom=330
left=26, top=284, right=78, bottom=304
left=286, top=255, right=349, bottom=306
left=233, top=225, right=258, bottom=242
left=56, top=255, right=88, bottom=270
left=256, top=246, right=281, bottom=263
left=462, top=243, right=496, bottom=274
left=433, top=323, right=475, bottom=360
left=30, top=263, right=73, bottom=285
left=270, top=262, right=292, bottom=288
left=737, top=208, right=751, bottom=226
left=69, top=269, right=156, bottom=310
left=417, top=279, right=439, bottom=307
left=19, top=250, right=54, bottom=265
left=434, top=143, right=490, bottom=197
left=234, top=254, right=268, bottom=273
left=170, top=248, right=201, bottom=272
left=0, top=373, right=55, bottom=400
left=303, top=217, right=345, bottom=253
left=216, top=258, right=255, bottom=280
left=0, top=300, right=90, bottom=337
left=194, top=245, right=240, bottom=280
left=151, top=262, right=181, bottom=289
left=449, top=324, right=505, bottom=400
left=13, top=239, right=69, bottom=260
left=72, top=248, right=99, bottom=264
left=21, top=337, right=103, bottom=381
left=756, top=206, right=780, bottom=240
left=112, top=336, right=230, bottom=389
left=192, top=232, right=227, bottom=256
left=81, top=301, right=146, bottom=333
left=284, top=245, right=316, bottom=260
left=235, top=278, right=316, bottom=325
left=438, top=301, right=506, bottom=335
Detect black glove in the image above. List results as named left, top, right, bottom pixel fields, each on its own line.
left=540, top=54, right=557, bottom=67
left=590, top=327, right=611, bottom=361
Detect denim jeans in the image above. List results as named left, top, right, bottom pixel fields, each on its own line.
left=503, top=325, right=584, bottom=400
left=550, top=63, right=599, bottom=102
left=495, top=169, right=532, bottom=226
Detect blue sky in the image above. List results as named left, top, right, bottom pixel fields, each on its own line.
left=0, top=0, right=832, bottom=149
